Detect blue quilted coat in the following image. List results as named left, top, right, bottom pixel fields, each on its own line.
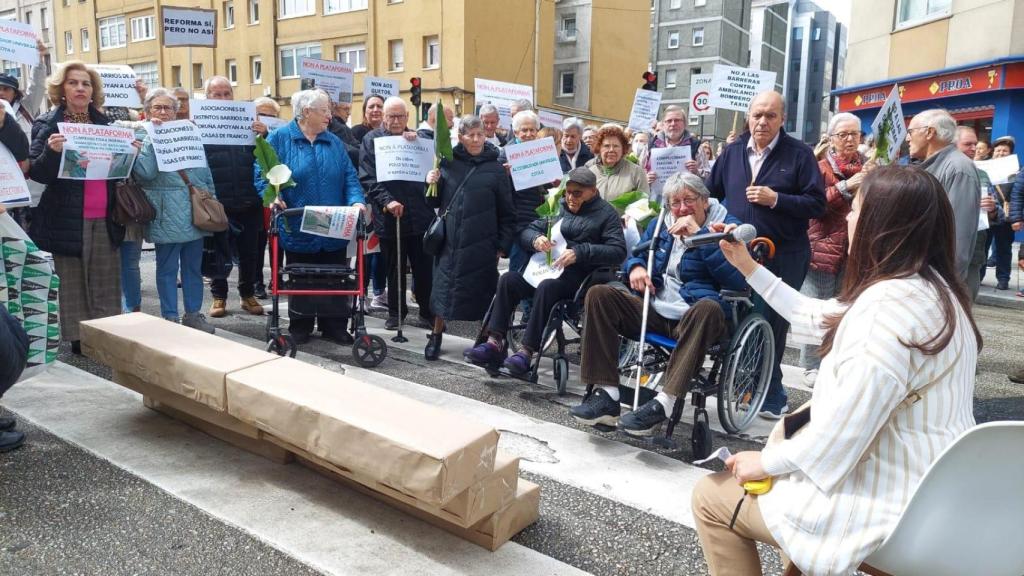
left=133, top=134, right=217, bottom=245
left=254, top=120, right=365, bottom=253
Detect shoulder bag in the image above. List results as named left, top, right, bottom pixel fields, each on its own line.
left=112, top=177, right=157, bottom=226
left=423, top=165, right=478, bottom=256
left=179, top=170, right=229, bottom=232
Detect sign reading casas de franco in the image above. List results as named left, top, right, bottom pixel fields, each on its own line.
left=144, top=120, right=208, bottom=172
left=92, top=65, right=140, bottom=108
left=189, top=99, right=256, bottom=146
left=709, top=64, right=777, bottom=112
left=161, top=6, right=217, bottom=48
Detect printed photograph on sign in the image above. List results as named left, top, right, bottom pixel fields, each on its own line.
left=57, top=123, right=138, bottom=180
left=474, top=78, right=534, bottom=130
left=870, top=85, right=906, bottom=165
left=300, top=206, right=361, bottom=240
left=161, top=6, right=218, bottom=48
left=300, top=58, right=354, bottom=104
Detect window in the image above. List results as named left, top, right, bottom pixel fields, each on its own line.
left=388, top=39, right=403, bottom=71
left=192, top=63, right=204, bottom=89
left=670, top=0, right=682, bottom=8
left=24, top=11, right=31, bottom=26
left=423, top=35, right=439, bottom=69
left=694, top=0, right=706, bottom=5
left=324, top=0, right=366, bottom=14
left=130, top=16, right=155, bottom=41
left=251, top=56, right=262, bottom=83
left=692, top=26, right=704, bottom=46
left=224, top=1, right=234, bottom=28
left=172, top=65, right=182, bottom=87
left=667, top=31, right=680, bottom=49
left=81, top=28, right=89, bottom=51
left=226, top=59, right=238, bottom=84
left=336, top=43, right=366, bottom=72
left=64, top=30, right=73, bottom=54
left=665, top=69, right=677, bottom=89
left=279, top=42, right=320, bottom=78
left=896, top=0, right=951, bottom=28
left=559, top=71, right=574, bottom=97
left=690, top=66, right=702, bottom=76
left=279, top=0, right=314, bottom=18
left=40, top=8, right=48, bottom=40
left=793, top=26, right=803, bottom=40
left=99, top=16, right=126, bottom=49
left=560, top=16, right=576, bottom=40
left=2, top=61, right=18, bottom=79
left=248, top=0, right=260, bottom=23
left=131, top=61, right=158, bottom=87
left=812, top=25, right=821, bottom=41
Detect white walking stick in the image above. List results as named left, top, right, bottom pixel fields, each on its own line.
left=392, top=213, right=408, bottom=343
left=632, top=204, right=667, bottom=410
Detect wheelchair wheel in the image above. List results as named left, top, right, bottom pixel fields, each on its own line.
left=266, top=334, right=297, bottom=358
left=553, top=356, right=569, bottom=396
left=352, top=334, right=387, bottom=368
left=691, top=410, right=713, bottom=461
left=717, top=313, right=774, bottom=434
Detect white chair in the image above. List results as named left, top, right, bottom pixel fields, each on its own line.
left=785, top=421, right=1024, bottom=576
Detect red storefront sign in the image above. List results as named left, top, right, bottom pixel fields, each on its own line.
left=837, top=62, right=1024, bottom=112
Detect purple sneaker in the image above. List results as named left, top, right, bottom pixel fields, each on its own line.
left=464, top=341, right=505, bottom=367
left=503, top=351, right=532, bottom=377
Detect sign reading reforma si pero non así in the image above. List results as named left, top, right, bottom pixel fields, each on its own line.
left=474, top=78, right=534, bottom=130
left=161, top=6, right=217, bottom=48
left=627, top=89, right=663, bottom=132
left=0, top=20, right=39, bottom=67
left=373, top=136, right=434, bottom=183
left=505, top=137, right=562, bottom=192
left=144, top=120, right=208, bottom=172
left=91, top=65, right=140, bottom=108
left=363, top=76, right=399, bottom=100
left=709, top=65, right=777, bottom=112
left=300, top=58, right=354, bottom=104
left=190, top=99, right=256, bottom=146
left=688, top=73, right=714, bottom=118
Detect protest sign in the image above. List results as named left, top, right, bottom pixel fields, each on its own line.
left=474, top=78, right=534, bottom=130
left=372, top=136, right=434, bottom=183
left=0, top=145, right=30, bottom=208
left=161, top=6, right=217, bottom=47
left=259, top=115, right=288, bottom=133
left=538, top=108, right=564, bottom=129
left=363, top=76, right=399, bottom=99
left=709, top=65, right=777, bottom=112
left=505, top=137, right=562, bottom=192
left=523, top=220, right=565, bottom=288
left=190, top=99, right=256, bottom=146
left=0, top=20, right=38, bottom=67
left=57, top=123, right=137, bottom=180
left=92, top=65, right=140, bottom=108
left=688, top=73, right=714, bottom=117
left=300, top=58, right=354, bottom=104
left=649, top=146, right=692, bottom=197
left=870, top=85, right=906, bottom=165
left=975, top=154, right=1019, bottom=185
left=144, top=120, right=207, bottom=172
left=628, top=89, right=662, bottom=132
left=300, top=206, right=361, bottom=240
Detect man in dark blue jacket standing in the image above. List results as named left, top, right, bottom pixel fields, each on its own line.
left=706, top=91, right=825, bottom=419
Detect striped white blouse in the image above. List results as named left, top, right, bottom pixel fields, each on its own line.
left=748, top=266, right=977, bottom=576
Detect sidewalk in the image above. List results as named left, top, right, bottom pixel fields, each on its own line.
left=976, top=242, right=1023, bottom=310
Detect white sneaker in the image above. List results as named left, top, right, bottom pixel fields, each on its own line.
left=802, top=369, right=818, bottom=388
left=758, top=404, right=790, bottom=420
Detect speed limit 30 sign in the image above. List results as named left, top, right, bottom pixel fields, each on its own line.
left=689, top=73, right=714, bottom=117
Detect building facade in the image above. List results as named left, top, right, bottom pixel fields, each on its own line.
left=649, top=0, right=751, bottom=142
left=786, top=1, right=846, bottom=143
left=836, top=0, right=1024, bottom=145
left=749, top=0, right=791, bottom=94
left=49, top=0, right=648, bottom=123
left=0, top=0, right=55, bottom=116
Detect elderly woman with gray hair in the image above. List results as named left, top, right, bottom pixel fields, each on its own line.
left=568, top=171, right=748, bottom=437
left=254, top=89, right=365, bottom=345
left=132, top=87, right=218, bottom=333
left=423, top=115, right=516, bottom=360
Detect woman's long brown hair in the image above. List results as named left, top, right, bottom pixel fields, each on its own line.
left=818, top=165, right=982, bottom=356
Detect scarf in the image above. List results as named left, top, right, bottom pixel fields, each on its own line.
left=63, top=110, right=90, bottom=124
left=829, top=149, right=862, bottom=180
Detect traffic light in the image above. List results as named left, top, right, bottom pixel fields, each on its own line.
left=642, top=71, right=658, bottom=91
left=410, top=77, right=422, bottom=107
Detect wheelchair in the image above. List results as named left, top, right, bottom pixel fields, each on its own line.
left=469, top=266, right=620, bottom=395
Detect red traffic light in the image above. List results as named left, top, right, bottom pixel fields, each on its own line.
left=643, top=71, right=657, bottom=82
left=410, top=77, right=422, bottom=87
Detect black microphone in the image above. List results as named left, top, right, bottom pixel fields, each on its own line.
left=683, top=223, right=757, bottom=248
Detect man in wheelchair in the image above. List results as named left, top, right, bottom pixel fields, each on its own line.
left=569, top=172, right=748, bottom=436
left=465, top=168, right=626, bottom=375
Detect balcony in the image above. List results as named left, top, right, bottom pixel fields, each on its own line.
left=557, top=30, right=577, bottom=43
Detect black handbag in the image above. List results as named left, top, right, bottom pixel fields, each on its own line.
left=423, top=166, right=477, bottom=256
left=112, top=178, right=157, bottom=226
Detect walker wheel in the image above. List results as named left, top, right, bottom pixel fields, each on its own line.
left=266, top=334, right=297, bottom=358
left=353, top=335, right=387, bottom=367
left=691, top=410, right=713, bottom=461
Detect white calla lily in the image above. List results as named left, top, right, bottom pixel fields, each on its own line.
left=267, top=164, right=292, bottom=187
left=624, top=198, right=654, bottom=223
left=545, top=187, right=561, bottom=211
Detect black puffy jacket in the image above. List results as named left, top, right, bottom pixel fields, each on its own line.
left=358, top=127, right=433, bottom=239
left=0, top=307, right=28, bottom=396
left=428, top=143, right=515, bottom=321
left=520, top=195, right=626, bottom=275
left=205, top=142, right=258, bottom=214
left=329, top=116, right=360, bottom=168
left=0, top=111, right=29, bottom=161
left=28, top=106, right=124, bottom=257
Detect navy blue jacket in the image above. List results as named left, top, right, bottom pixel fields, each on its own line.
left=0, top=308, right=28, bottom=396
left=1010, top=168, right=1024, bottom=224
left=623, top=213, right=748, bottom=315
left=706, top=130, right=825, bottom=253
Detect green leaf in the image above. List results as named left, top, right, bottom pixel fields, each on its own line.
left=434, top=100, right=453, bottom=162
left=626, top=153, right=639, bottom=165
left=254, top=136, right=295, bottom=207
left=609, top=190, right=647, bottom=211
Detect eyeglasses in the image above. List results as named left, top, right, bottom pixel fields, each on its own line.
left=307, top=107, right=330, bottom=116
left=385, top=113, right=408, bottom=120
left=907, top=126, right=931, bottom=135
left=831, top=131, right=861, bottom=140
left=565, top=188, right=590, bottom=198
left=149, top=105, right=174, bottom=112
left=669, top=196, right=700, bottom=207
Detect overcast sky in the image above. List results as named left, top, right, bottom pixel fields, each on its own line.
left=814, top=0, right=852, bottom=24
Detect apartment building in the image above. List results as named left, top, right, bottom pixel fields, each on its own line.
left=786, top=0, right=846, bottom=143
left=0, top=0, right=55, bottom=115
left=749, top=0, right=790, bottom=94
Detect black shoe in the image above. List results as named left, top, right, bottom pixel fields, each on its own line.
left=385, top=316, right=400, bottom=330
left=70, top=340, right=82, bottom=355
left=0, top=430, right=25, bottom=452
left=619, top=399, right=668, bottom=437
left=254, top=286, right=269, bottom=299
left=569, top=388, right=621, bottom=426
left=997, top=280, right=1010, bottom=290
left=987, top=258, right=997, bottom=268
left=424, top=333, right=443, bottom=361
left=0, top=416, right=15, bottom=431
left=290, top=331, right=311, bottom=345
left=323, top=329, right=354, bottom=345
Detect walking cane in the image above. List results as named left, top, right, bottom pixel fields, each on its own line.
left=631, top=204, right=667, bottom=410
left=392, top=213, right=408, bottom=343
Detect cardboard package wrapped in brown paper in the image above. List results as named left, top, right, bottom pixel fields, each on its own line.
left=226, top=356, right=499, bottom=506
left=81, top=313, right=280, bottom=411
